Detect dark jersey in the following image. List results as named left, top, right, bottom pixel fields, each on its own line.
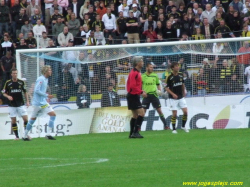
left=166, top=72, right=184, bottom=99
left=2, top=79, right=26, bottom=107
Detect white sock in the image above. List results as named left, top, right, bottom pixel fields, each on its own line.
left=24, top=129, right=29, bottom=138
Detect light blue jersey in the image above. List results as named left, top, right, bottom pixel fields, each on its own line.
left=32, top=75, right=49, bottom=106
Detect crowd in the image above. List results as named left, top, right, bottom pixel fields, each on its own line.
left=1, top=0, right=250, bottom=106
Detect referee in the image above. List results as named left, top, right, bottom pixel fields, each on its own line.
left=2, top=68, right=30, bottom=140
left=165, top=62, right=189, bottom=134
left=126, top=56, right=147, bottom=138
left=142, top=63, right=169, bottom=129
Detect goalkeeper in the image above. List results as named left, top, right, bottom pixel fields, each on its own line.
left=142, top=63, right=169, bottom=129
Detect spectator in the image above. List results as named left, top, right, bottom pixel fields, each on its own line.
left=153, top=0, right=165, bottom=19
left=1, top=36, right=14, bottom=57
left=26, top=0, right=41, bottom=18
left=213, top=42, right=224, bottom=54
left=96, top=1, right=106, bottom=19
left=178, top=57, right=188, bottom=73
left=143, top=14, right=156, bottom=32
left=166, top=0, right=175, bottom=14
left=225, top=5, right=236, bottom=25
left=68, top=13, right=80, bottom=37
left=212, top=0, right=224, bottom=12
left=102, top=7, right=117, bottom=40
left=101, top=83, right=121, bottom=107
left=126, top=10, right=140, bottom=43
left=69, top=0, right=82, bottom=19
left=16, top=38, right=29, bottom=50
left=142, top=25, right=157, bottom=42
left=180, top=14, right=192, bottom=36
left=61, top=65, right=75, bottom=92
left=158, top=13, right=166, bottom=26
left=39, top=32, right=50, bottom=48
left=65, top=7, right=73, bottom=23
left=44, top=0, right=53, bottom=31
left=237, top=41, right=250, bottom=64
left=214, top=19, right=235, bottom=38
left=163, top=20, right=177, bottom=41
left=201, top=0, right=214, bottom=10
left=94, top=25, right=105, bottom=45
left=20, top=0, right=28, bottom=11
left=15, top=8, right=29, bottom=38
left=213, top=12, right=223, bottom=29
left=177, top=2, right=185, bottom=17
left=25, top=31, right=37, bottom=48
left=196, top=68, right=208, bottom=96
left=85, top=30, right=98, bottom=46
left=227, top=11, right=242, bottom=37
left=201, top=4, right=216, bottom=26
left=57, top=26, right=74, bottom=47
left=50, top=0, right=63, bottom=15
left=219, top=59, right=231, bottom=93
left=82, top=13, right=91, bottom=29
left=168, top=5, right=181, bottom=23
left=91, top=14, right=105, bottom=31
left=191, top=15, right=203, bottom=35
left=116, top=11, right=127, bottom=43
left=76, top=84, right=91, bottom=109
left=81, top=24, right=91, bottom=43
left=33, top=19, right=46, bottom=38
left=229, top=0, right=244, bottom=14
left=154, top=21, right=163, bottom=35
left=21, top=19, right=33, bottom=39
left=80, top=0, right=90, bottom=23
left=0, top=0, right=10, bottom=37
left=241, top=24, right=250, bottom=38
left=10, top=0, right=21, bottom=39
left=201, top=17, right=214, bottom=39
left=31, top=8, right=43, bottom=25
left=87, top=5, right=97, bottom=25
left=0, top=51, right=15, bottom=88
left=62, top=39, right=78, bottom=63
left=57, top=83, right=70, bottom=102
left=118, top=0, right=130, bottom=18
left=183, top=72, right=192, bottom=96
left=52, top=17, right=65, bottom=40
left=50, top=7, right=64, bottom=27
left=227, top=74, right=241, bottom=93
left=131, top=3, right=141, bottom=18
left=186, top=7, right=195, bottom=23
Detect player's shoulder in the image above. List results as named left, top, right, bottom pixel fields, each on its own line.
left=167, top=73, right=174, bottom=80
left=178, top=72, right=184, bottom=77
left=17, top=79, right=25, bottom=84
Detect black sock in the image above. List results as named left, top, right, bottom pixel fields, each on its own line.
left=130, top=118, right=136, bottom=135
left=171, top=116, right=176, bottom=130
left=12, top=123, right=19, bottom=138
left=134, top=115, right=144, bottom=133
left=160, top=114, right=167, bottom=128
left=24, top=121, right=28, bottom=129
left=182, top=115, right=187, bottom=128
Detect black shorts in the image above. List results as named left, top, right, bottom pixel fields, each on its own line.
left=142, top=94, right=161, bottom=109
left=127, top=93, right=142, bottom=110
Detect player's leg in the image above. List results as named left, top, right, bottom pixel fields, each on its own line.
left=169, top=99, right=178, bottom=133
left=46, top=110, right=56, bottom=140
left=180, top=98, right=189, bottom=133
left=11, top=117, right=19, bottom=140
left=129, top=110, right=138, bottom=138
left=131, top=107, right=145, bottom=138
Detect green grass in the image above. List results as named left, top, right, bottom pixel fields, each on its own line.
left=1, top=129, right=249, bottom=187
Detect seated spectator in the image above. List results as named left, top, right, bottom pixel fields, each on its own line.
left=76, top=84, right=91, bottom=109
left=39, top=32, right=50, bottom=48
left=213, top=42, right=224, bottom=54
left=219, top=59, right=232, bottom=93
left=214, top=19, right=235, bottom=38
left=26, top=0, right=41, bottom=18
left=62, top=40, right=78, bottom=63
left=57, top=83, right=70, bottom=102
left=82, top=13, right=91, bottom=29
left=65, top=7, right=73, bottom=24
left=58, top=26, right=74, bottom=47
left=52, top=17, right=65, bottom=41
left=91, top=14, right=105, bottom=31
left=200, top=17, right=214, bottom=39
left=154, top=21, right=163, bottom=35
left=1, top=36, right=14, bottom=57
left=25, top=31, right=37, bottom=48
left=85, top=30, right=98, bottom=46
left=94, top=25, right=105, bottom=45
left=226, top=74, right=242, bottom=93
left=33, top=19, right=46, bottom=38
left=50, top=0, right=63, bottom=15
left=142, top=25, right=157, bottom=42
left=163, top=20, right=177, bottom=41
left=229, top=0, right=244, bottom=15
left=241, top=24, right=250, bottom=38
left=213, top=12, right=223, bottom=29
left=81, top=24, right=91, bottom=44
left=96, top=1, right=106, bottom=19
left=143, top=14, right=156, bottom=32
left=50, top=7, right=64, bottom=27
left=80, top=0, right=90, bottom=23
left=180, top=14, right=192, bottom=37
left=21, top=19, right=33, bottom=39
left=201, top=4, right=216, bottom=26
left=102, top=7, right=117, bottom=40
left=15, top=8, right=29, bottom=38
left=0, top=51, right=15, bottom=88
left=227, top=11, right=242, bottom=37
left=101, top=83, right=121, bottom=107
left=31, top=8, right=43, bottom=25
left=191, top=15, right=203, bottom=35
left=237, top=41, right=250, bottom=64
left=16, top=38, right=29, bottom=50
left=68, top=13, right=80, bottom=37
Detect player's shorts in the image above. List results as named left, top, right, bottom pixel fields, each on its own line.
left=9, top=106, right=28, bottom=118
left=169, top=98, right=187, bottom=111
left=127, top=93, right=142, bottom=110
left=30, top=104, right=54, bottom=118
left=142, top=94, right=161, bottom=109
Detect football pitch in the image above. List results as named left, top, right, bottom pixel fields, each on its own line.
left=0, top=129, right=249, bottom=187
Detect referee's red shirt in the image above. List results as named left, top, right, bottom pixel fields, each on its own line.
left=127, top=68, right=143, bottom=95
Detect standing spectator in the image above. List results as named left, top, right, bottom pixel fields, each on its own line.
left=52, top=17, right=65, bottom=41
left=0, top=51, right=15, bottom=88
left=202, top=0, right=214, bottom=10
left=57, top=83, right=70, bottom=102
left=213, top=12, right=223, bottom=29
left=237, top=41, right=250, bottom=64
left=87, top=5, right=97, bottom=25
left=241, top=24, right=250, bottom=38
left=80, top=0, right=90, bottom=24
left=20, top=0, right=28, bottom=11
left=101, top=83, right=121, bottom=107
left=118, top=0, right=129, bottom=17
left=94, top=25, right=105, bottom=45
left=126, top=10, right=140, bottom=43
left=116, top=11, right=127, bottom=43
left=163, top=20, right=177, bottom=41
left=154, top=21, right=163, bottom=35
left=26, top=0, right=41, bottom=18
left=15, top=8, right=29, bottom=38
left=1, top=36, right=14, bottom=57
left=15, top=38, right=29, bottom=50
left=180, top=14, right=192, bottom=37
left=10, top=0, right=21, bottom=39
left=229, top=0, right=244, bottom=14
left=96, top=1, right=106, bottom=19
left=212, top=0, right=224, bottom=12
left=196, top=68, right=208, bottom=96
left=76, top=84, right=91, bottom=109
left=31, top=8, right=43, bottom=25
left=44, top=0, right=53, bottom=31
left=131, top=4, right=141, bottom=18
left=69, top=0, right=82, bottom=19
left=25, top=31, right=37, bottom=48
left=219, top=59, right=231, bottom=93
left=85, top=30, right=98, bottom=46
left=227, top=74, right=241, bottom=93
left=102, top=7, right=117, bottom=40
left=33, top=19, right=46, bottom=38
left=21, top=19, right=33, bottom=39
left=50, top=7, right=64, bottom=27
left=143, top=14, right=156, bottom=32
left=201, top=4, right=216, bottom=26
left=91, top=14, right=105, bottom=31
left=50, top=0, right=63, bottom=15
left=201, top=17, right=214, bottom=39
left=68, top=13, right=80, bottom=37
left=0, top=0, right=10, bottom=37
left=227, top=11, right=242, bottom=37
left=39, top=32, right=50, bottom=48
left=57, top=26, right=74, bottom=47
left=214, top=19, right=235, bottom=38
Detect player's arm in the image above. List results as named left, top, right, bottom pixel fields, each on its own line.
left=129, top=72, right=146, bottom=96
left=2, top=82, right=13, bottom=101
left=182, top=84, right=186, bottom=97
left=156, top=75, right=161, bottom=91
left=24, top=92, right=30, bottom=107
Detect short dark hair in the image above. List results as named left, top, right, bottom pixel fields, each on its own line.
left=170, top=62, right=179, bottom=69
left=146, top=63, right=153, bottom=67
left=11, top=68, right=18, bottom=73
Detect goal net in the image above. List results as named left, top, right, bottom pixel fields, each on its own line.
left=15, top=37, right=250, bottom=132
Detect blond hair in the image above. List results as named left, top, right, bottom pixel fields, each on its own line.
left=78, top=84, right=86, bottom=93
left=41, top=65, right=51, bottom=75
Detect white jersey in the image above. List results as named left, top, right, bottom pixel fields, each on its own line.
left=244, top=66, right=250, bottom=83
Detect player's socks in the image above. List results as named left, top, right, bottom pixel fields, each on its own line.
left=171, top=116, right=177, bottom=130
left=47, top=116, right=56, bottom=135
left=134, top=115, right=144, bottom=133
left=24, top=121, right=28, bottom=129
left=182, top=115, right=187, bottom=128
left=12, top=123, right=19, bottom=138
left=129, top=118, right=136, bottom=136
left=24, top=120, right=35, bottom=138
left=159, top=114, right=167, bottom=128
